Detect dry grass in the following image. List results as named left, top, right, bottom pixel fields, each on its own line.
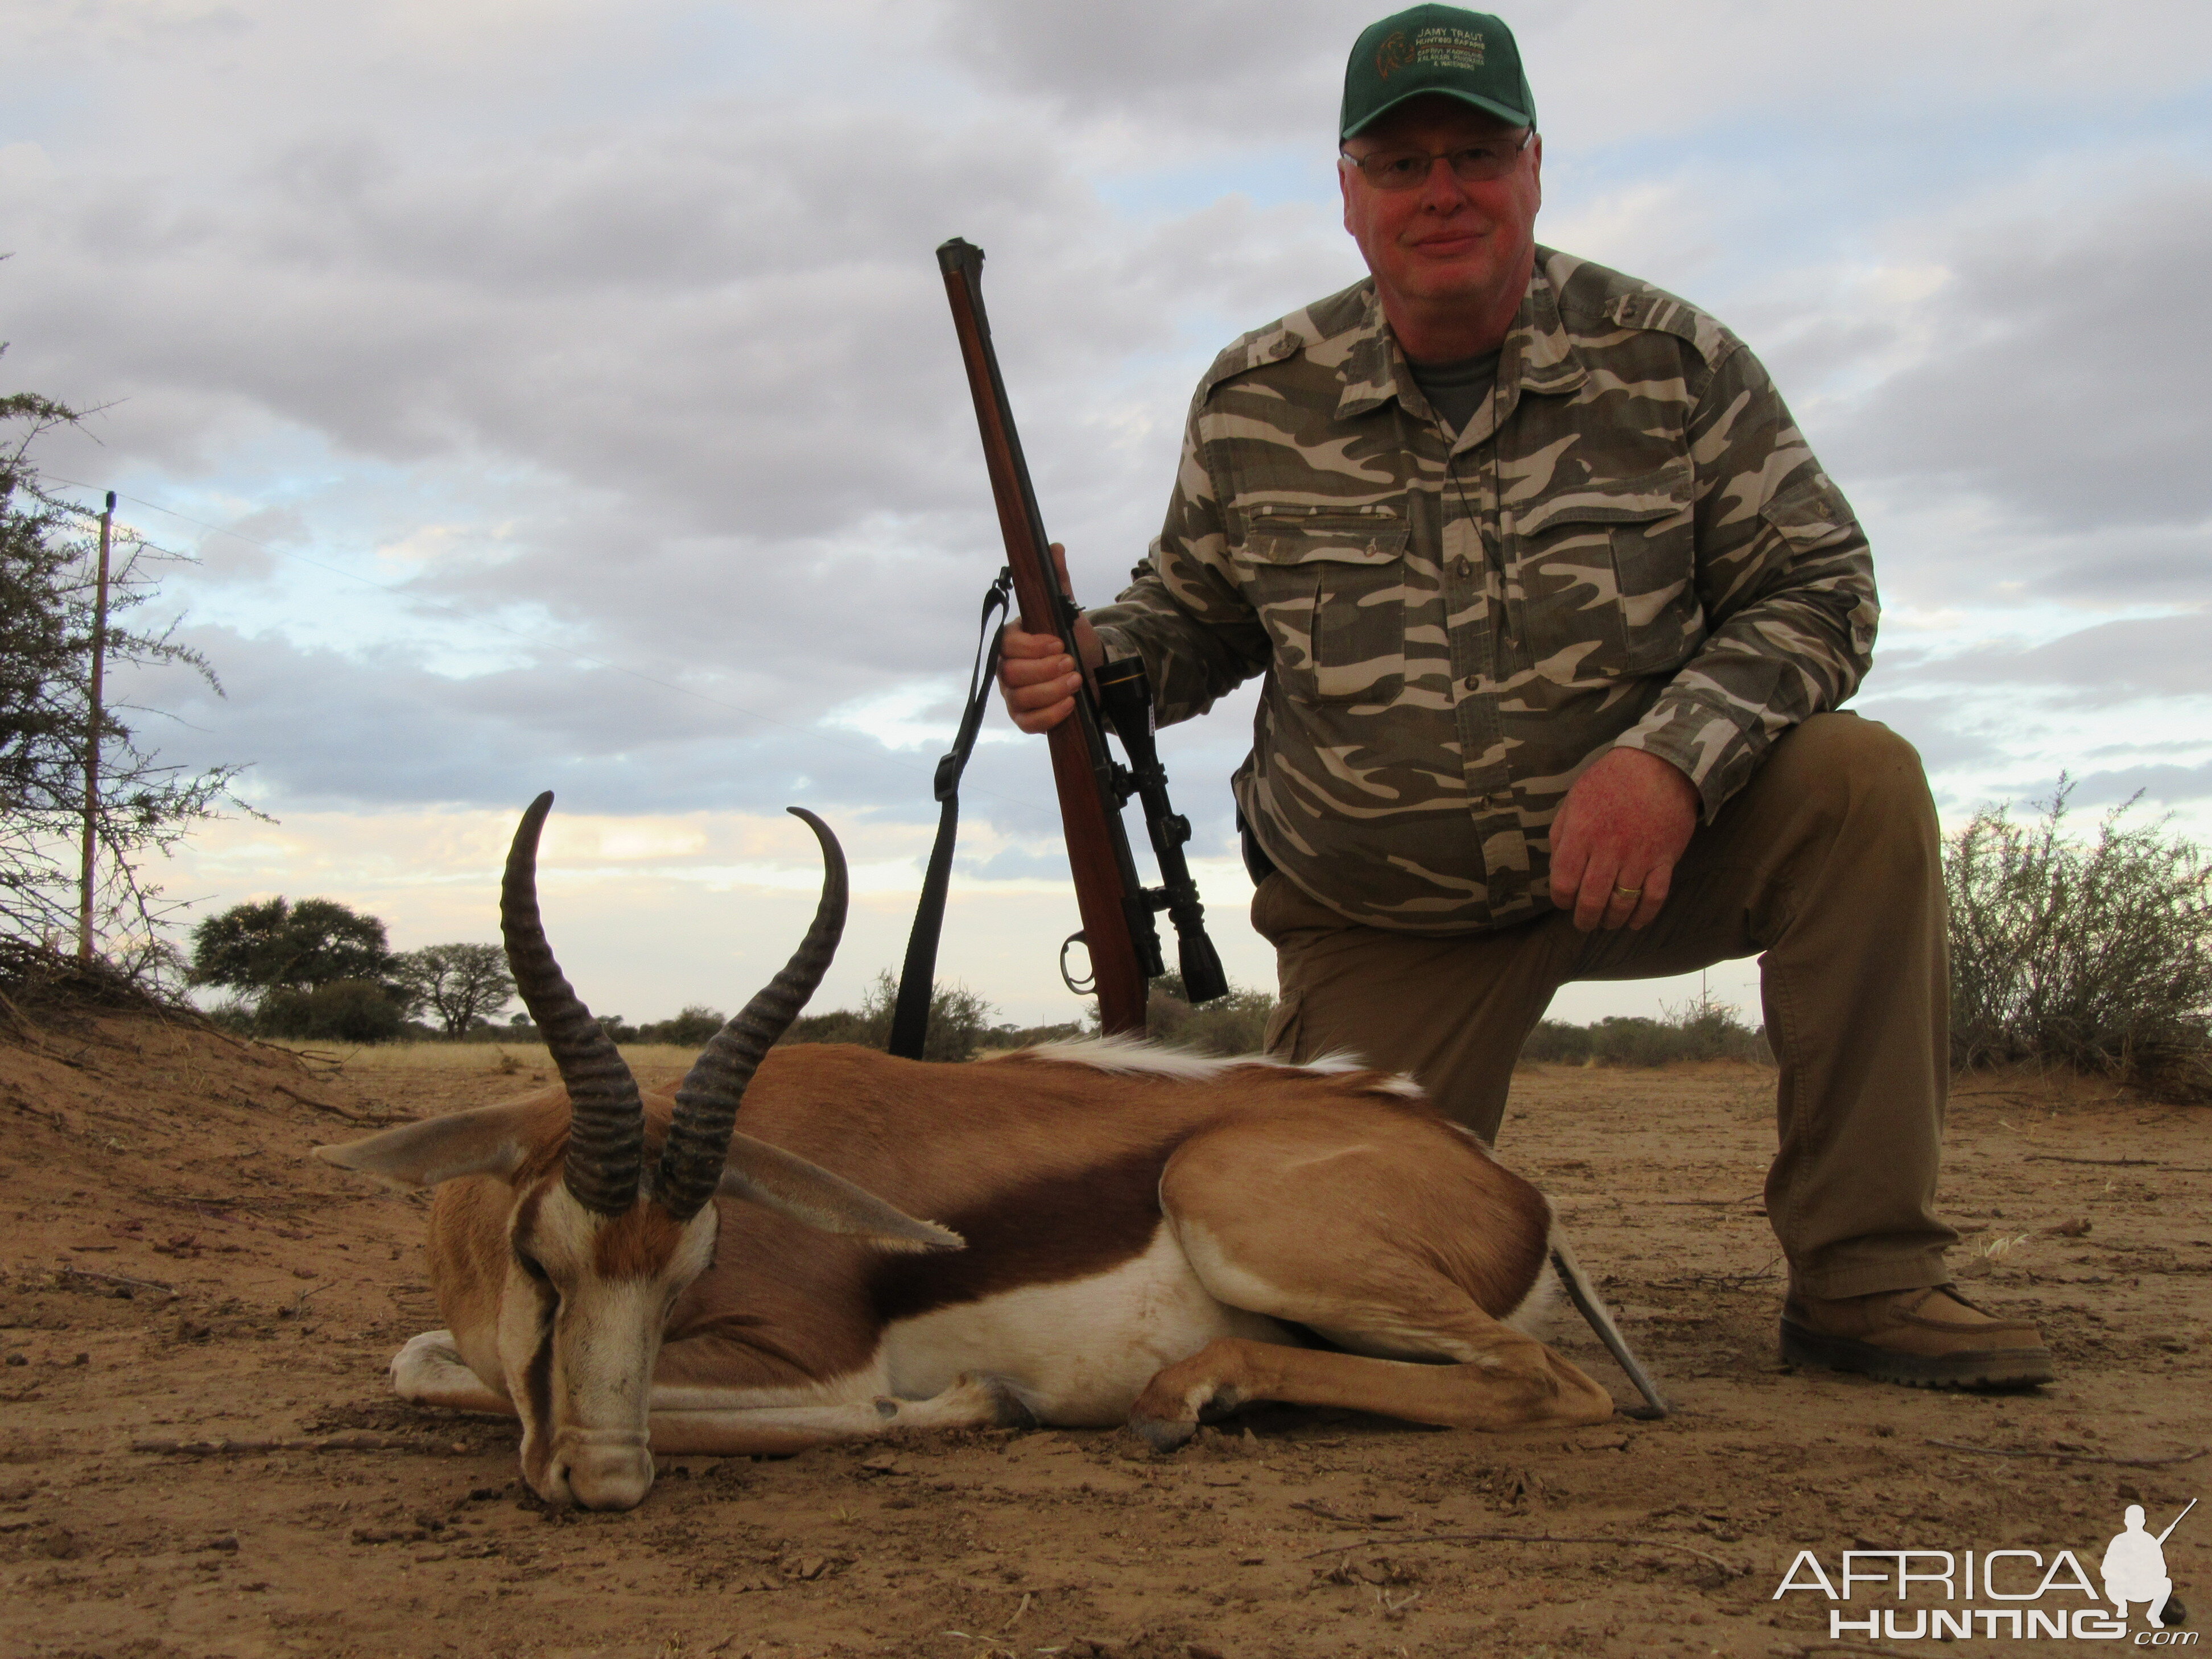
left=261, top=1038, right=705, bottom=1074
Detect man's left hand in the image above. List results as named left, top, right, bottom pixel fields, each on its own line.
left=1547, top=748, right=1700, bottom=931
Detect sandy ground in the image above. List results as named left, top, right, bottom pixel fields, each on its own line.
left=1, top=1018, right=2206, bottom=1659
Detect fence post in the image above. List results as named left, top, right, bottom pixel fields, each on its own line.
left=77, top=490, right=115, bottom=963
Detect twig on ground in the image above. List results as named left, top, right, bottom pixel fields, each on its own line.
left=131, top=1433, right=432, bottom=1455
left=1294, top=1530, right=1743, bottom=1576
left=5, top=1092, right=67, bottom=1130
left=287, top=1047, right=347, bottom=1076
left=0, top=984, right=38, bottom=1040
left=2024, top=1155, right=2161, bottom=1167
left=999, top=1591, right=1033, bottom=1631
left=55, top=1263, right=176, bottom=1295
left=270, top=1080, right=385, bottom=1124
left=1926, top=1439, right=2206, bottom=1469
left=140, top=1189, right=313, bottom=1215
left=1652, top=1254, right=1783, bottom=1291
left=1291, top=1499, right=1399, bottom=1528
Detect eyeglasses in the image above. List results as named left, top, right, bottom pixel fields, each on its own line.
left=1338, top=129, right=1534, bottom=191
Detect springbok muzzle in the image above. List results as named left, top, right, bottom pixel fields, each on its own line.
left=551, top=1428, right=655, bottom=1512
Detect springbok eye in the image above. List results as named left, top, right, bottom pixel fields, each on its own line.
left=514, top=1249, right=550, bottom=1284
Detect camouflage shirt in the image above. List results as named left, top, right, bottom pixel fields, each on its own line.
left=1087, top=247, right=1877, bottom=934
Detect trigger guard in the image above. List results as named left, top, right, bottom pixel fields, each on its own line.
left=1059, top=932, right=1096, bottom=996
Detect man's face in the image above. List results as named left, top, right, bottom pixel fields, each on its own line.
left=1339, top=96, right=1542, bottom=331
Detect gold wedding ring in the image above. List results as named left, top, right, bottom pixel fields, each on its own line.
left=1612, top=884, right=1643, bottom=899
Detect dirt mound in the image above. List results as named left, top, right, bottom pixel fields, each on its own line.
left=1, top=1017, right=2206, bottom=1657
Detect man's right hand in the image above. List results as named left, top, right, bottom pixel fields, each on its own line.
left=998, top=625, right=1086, bottom=733
left=996, top=542, right=1105, bottom=734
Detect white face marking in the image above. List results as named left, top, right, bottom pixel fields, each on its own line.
left=501, top=1182, right=718, bottom=1509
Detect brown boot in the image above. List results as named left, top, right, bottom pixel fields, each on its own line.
left=1780, top=1285, right=2053, bottom=1389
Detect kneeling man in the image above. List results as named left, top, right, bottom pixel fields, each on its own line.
left=1000, top=6, right=2049, bottom=1389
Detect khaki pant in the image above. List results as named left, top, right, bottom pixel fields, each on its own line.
left=1253, top=712, right=1955, bottom=1300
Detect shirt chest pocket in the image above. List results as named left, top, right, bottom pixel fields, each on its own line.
left=1511, top=459, right=1704, bottom=679
left=1238, top=513, right=1412, bottom=704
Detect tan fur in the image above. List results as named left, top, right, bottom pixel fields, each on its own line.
left=592, top=1202, right=688, bottom=1281
left=326, top=1041, right=1612, bottom=1510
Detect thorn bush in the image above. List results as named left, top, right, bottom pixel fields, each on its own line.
left=1946, top=781, right=2212, bottom=1099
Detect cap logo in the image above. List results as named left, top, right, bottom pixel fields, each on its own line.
left=1376, top=30, right=1414, bottom=78
left=1413, top=25, right=1485, bottom=70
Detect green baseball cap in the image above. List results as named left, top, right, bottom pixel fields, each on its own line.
left=1340, top=6, right=1535, bottom=141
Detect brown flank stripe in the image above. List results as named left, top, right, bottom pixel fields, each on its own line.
left=868, top=1142, right=1173, bottom=1324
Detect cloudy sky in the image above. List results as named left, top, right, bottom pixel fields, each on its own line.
left=6, top=0, right=2209, bottom=1031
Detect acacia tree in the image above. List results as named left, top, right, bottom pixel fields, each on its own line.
left=391, top=942, right=515, bottom=1037
left=187, top=896, right=394, bottom=999
left=187, top=895, right=411, bottom=1042
left=1, top=369, right=247, bottom=970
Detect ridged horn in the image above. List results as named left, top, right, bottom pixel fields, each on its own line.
left=501, top=791, right=643, bottom=1217
left=653, top=808, right=847, bottom=1223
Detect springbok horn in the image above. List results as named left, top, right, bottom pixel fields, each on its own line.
left=654, top=808, right=847, bottom=1223
left=501, top=792, right=645, bottom=1216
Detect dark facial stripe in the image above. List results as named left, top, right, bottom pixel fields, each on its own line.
left=520, top=1289, right=558, bottom=1481
left=510, top=1181, right=560, bottom=1480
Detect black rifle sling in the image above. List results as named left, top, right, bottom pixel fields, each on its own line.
left=888, top=570, right=1013, bottom=1060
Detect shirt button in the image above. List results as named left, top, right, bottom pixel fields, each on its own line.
left=1454, top=556, right=1474, bottom=578
left=1462, top=674, right=1480, bottom=691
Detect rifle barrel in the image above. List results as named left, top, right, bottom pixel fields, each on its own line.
left=2156, top=1497, right=2196, bottom=1545
left=935, top=237, right=1156, bottom=1034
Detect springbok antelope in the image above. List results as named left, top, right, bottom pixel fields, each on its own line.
left=316, top=794, right=1623, bottom=1511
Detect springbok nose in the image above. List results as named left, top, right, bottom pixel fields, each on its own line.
left=557, top=1436, right=655, bottom=1511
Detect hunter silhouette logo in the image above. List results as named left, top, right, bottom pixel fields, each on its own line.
left=2104, top=1500, right=2193, bottom=1629
left=1375, top=30, right=1414, bottom=79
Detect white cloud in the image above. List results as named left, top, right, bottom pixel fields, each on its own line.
left=10, top=0, right=2211, bottom=1020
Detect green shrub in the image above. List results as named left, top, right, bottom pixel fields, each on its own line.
left=1518, top=994, right=1771, bottom=1068
left=981, top=1020, right=1088, bottom=1049
left=257, top=977, right=407, bottom=1043
left=1947, top=783, right=2212, bottom=1096
left=1519, top=1018, right=1592, bottom=1064
left=633, top=1005, right=727, bottom=1047
left=1661, top=994, right=1774, bottom=1063
left=1143, top=982, right=1277, bottom=1056
left=778, top=970, right=996, bottom=1063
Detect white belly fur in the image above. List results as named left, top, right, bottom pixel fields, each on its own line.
left=882, top=1223, right=1289, bottom=1426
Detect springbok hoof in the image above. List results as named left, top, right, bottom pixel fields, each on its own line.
left=1125, top=1413, right=1196, bottom=1454
left=979, top=1375, right=1038, bottom=1431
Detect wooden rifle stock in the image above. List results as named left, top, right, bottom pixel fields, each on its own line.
left=935, top=237, right=1159, bottom=1035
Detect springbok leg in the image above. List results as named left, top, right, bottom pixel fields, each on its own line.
left=1128, top=1328, right=1610, bottom=1449
left=647, top=1371, right=1032, bottom=1457
left=391, top=1331, right=514, bottom=1415
left=1132, top=1117, right=1615, bottom=1446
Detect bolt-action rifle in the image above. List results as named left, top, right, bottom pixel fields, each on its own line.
left=909, top=235, right=1225, bottom=1042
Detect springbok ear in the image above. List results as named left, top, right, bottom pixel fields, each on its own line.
left=715, top=1132, right=963, bottom=1254
left=312, top=1100, right=546, bottom=1191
